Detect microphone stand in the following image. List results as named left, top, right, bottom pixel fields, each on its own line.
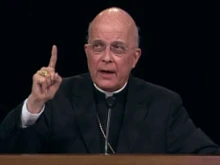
left=105, top=107, right=111, bottom=155
left=104, top=96, right=116, bottom=155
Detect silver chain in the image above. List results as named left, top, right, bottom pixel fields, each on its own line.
left=96, top=112, right=115, bottom=154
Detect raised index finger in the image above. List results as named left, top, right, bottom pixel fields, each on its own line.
left=48, top=45, right=57, bottom=68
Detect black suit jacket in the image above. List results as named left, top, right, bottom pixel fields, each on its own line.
left=0, top=73, right=220, bottom=154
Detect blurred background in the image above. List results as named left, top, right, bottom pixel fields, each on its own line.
left=1, top=1, right=219, bottom=145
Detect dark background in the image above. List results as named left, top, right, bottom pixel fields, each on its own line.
left=1, top=1, right=219, bottom=145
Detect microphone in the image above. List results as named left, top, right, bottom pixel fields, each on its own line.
left=104, top=96, right=116, bottom=155
left=105, top=96, right=116, bottom=108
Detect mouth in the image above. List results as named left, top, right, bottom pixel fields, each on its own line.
left=99, top=70, right=115, bottom=74
left=99, top=69, right=116, bottom=78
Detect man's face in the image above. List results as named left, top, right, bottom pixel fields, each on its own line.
left=84, top=21, right=141, bottom=92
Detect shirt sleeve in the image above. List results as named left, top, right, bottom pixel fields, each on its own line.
left=21, top=98, right=45, bottom=128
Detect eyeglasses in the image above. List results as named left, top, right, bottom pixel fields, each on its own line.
left=88, top=40, right=134, bottom=55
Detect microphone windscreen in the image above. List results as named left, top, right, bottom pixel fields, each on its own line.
left=106, top=96, right=116, bottom=108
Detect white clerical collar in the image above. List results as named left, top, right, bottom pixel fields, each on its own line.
left=93, top=82, right=127, bottom=98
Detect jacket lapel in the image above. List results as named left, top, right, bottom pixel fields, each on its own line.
left=70, top=74, right=101, bottom=153
left=69, top=73, right=151, bottom=153
left=117, top=76, right=151, bottom=153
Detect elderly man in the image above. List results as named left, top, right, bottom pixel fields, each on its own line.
left=0, top=7, right=220, bottom=154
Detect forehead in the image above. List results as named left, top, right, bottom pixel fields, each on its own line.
left=89, top=21, right=133, bottom=44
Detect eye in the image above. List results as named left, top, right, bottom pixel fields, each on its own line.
left=91, top=42, right=105, bottom=52
left=111, top=43, right=126, bottom=53
left=93, top=42, right=102, bottom=48
left=113, top=44, right=121, bottom=49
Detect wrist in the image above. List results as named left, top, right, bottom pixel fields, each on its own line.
left=26, top=95, right=45, bottom=114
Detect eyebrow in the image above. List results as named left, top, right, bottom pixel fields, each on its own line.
left=91, top=40, right=126, bottom=45
left=91, top=39, right=103, bottom=42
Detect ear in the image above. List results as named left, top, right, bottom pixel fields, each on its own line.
left=132, top=48, right=142, bottom=68
left=84, top=44, right=89, bottom=57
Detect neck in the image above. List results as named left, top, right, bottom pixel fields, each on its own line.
left=93, top=82, right=127, bottom=98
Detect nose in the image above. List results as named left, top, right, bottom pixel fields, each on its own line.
left=102, top=46, right=113, bottom=63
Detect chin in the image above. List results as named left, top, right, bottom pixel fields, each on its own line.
left=95, top=81, right=117, bottom=92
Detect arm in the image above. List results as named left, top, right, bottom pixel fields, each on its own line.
left=0, top=100, right=50, bottom=153
left=0, top=45, right=61, bottom=153
left=166, top=94, right=220, bottom=154
left=21, top=98, right=44, bottom=128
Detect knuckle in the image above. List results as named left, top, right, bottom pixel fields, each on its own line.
left=47, top=67, right=54, bottom=72
left=38, top=77, right=46, bottom=83
left=40, top=66, right=47, bottom=70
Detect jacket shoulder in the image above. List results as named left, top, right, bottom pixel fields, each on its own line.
left=132, top=76, right=182, bottom=102
left=57, top=72, right=91, bottom=94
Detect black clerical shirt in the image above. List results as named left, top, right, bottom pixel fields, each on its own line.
left=93, top=85, right=128, bottom=153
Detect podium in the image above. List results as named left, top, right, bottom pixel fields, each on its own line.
left=0, top=155, right=220, bottom=165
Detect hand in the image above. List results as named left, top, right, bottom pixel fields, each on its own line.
left=27, top=45, right=62, bottom=113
